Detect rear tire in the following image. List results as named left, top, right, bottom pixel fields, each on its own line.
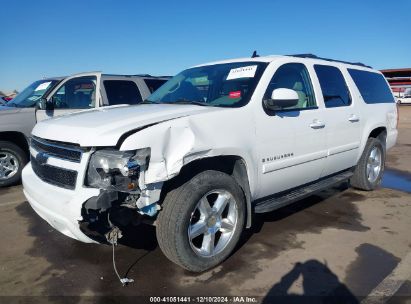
left=0, top=141, right=28, bottom=187
left=156, top=170, right=245, bottom=272
left=350, top=137, right=385, bottom=191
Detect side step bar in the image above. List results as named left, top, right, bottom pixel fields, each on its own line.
left=254, top=170, right=353, bottom=213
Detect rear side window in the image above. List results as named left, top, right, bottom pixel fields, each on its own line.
left=144, top=79, right=167, bottom=93
left=104, top=80, right=142, bottom=105
left=314, top=65, right=351, bottom=108
left=348, top=69, right=395, bottom=104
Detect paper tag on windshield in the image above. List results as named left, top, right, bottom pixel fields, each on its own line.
left=35, top=81, right=51, bottom=91
left=226, top=65, right=257, bottom=80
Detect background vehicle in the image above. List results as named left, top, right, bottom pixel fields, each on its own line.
left=1, top=94, right=15, bottom=105
left=397, top=88, right=411, bottom=104
left=0, top=73, right=169, bottom=187
left=22, top=55, right=397, bottom=272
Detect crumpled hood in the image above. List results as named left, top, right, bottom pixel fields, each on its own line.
left=32, top=104, right=221, bottom=147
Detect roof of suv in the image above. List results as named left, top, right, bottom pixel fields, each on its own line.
left=194, top=54, right=375, bottom=72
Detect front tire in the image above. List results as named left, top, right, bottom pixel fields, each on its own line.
left=0, top=141, right=28, bottom=187
left=350, top=137, right=385, bottom=191
left=156, top=170, right=245, bottom=272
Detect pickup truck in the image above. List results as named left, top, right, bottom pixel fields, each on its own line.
left=0, top=72, right=169, bottom=186
left=22, top=54, right=398, bottom=272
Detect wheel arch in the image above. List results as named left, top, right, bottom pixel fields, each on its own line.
left=357, top=125, right=387, bottom=163
left=161, top=155, right=253, bottom=228
left=0, top=131, right=29, bottom=157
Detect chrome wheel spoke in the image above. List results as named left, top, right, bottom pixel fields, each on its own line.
left=214, top=193, right=229, bottom=216
left=189, top=221, right=207, bottom=240
left=188, top=189, right=239, bottom=258
left=367, top=147, right=382, bottom=183
left=0, top=152, right=18, bottom=180
left=201, top=232, right=215, bottom=256
left=198, top=197, right=212, bottom=217
left=370, top=148, right=376, bottom=160
left=220, top=218, right=234, bottom=233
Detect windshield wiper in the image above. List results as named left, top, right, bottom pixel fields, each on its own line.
left=172, top=98, right=210, bottom=107
left=139, top=99, right=162, bottom=104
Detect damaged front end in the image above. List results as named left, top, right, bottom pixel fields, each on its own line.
left=79, top=147, right=162, bottom=243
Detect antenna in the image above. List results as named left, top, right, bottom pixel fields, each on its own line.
left=251, top=50, right=259, bottom=58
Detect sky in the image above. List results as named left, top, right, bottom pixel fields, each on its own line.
left=1, top=0, right=410, bottom=91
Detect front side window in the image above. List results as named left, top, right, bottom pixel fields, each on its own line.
left=146, top=62, right=268, bottom=108
left=348, top=69, right=395, bottom=104
left=264, top=63, right=316, bottom=110
left=7, top=80, right=58, bottom=108
left=51, top=76, right=96, bottom=109
left=314, top=65, right=351, bottom=108
left=104, top=80, right=142, bottom=105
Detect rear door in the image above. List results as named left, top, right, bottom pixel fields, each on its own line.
left=36, top=73, right=101, bottom=122
left=313, top=65, right=362, bottom=177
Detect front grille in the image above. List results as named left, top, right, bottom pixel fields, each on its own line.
left=31, top=155, right=78, bottom=189
left=30, top=137, right=85, bottom=190
left=31, top=136, right=83, bottom=163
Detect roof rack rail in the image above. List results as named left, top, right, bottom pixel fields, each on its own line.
left=288, top=54, right=372, bottom=69
left=133, top=74, right=171, bottom=78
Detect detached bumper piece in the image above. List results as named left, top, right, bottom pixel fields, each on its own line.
left=79, top=191, right=144, bottom=243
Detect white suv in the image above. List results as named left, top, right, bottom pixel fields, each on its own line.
left=22, top=54, right=398, bottom=272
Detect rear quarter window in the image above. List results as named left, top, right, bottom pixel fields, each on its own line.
left=348, top=69, right=395, bottom=104
left=104, top=80, right=143, bottom=105
left=144, top=79, right=168, bottom=93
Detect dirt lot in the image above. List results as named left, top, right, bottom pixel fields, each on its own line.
left=0, top=107, right=410, bottom=303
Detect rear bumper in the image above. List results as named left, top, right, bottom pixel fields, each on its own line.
left=22, top=164, right=100, bottom=243
left=387, top=129, right=398, bottom=150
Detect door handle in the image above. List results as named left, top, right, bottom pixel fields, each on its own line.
left=310, top=119, right=325, bottom=129
left=348, top=114, right=360, bottom=122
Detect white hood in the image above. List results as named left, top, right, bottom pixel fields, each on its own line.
left=32, top=104, right=220, bottom=147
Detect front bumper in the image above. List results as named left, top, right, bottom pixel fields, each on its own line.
left=22, top=164, right=100, bottom=243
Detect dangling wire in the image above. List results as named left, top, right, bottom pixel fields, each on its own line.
left=111, top=240, right=134, bottom=286
left=106, top=213, right=134, bottom=286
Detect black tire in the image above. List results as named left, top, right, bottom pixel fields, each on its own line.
left=0, top=141, right=28, bottom=187
left=350, top=137, right=385, bottom=191
left=156, top=170, right=246, bottom=272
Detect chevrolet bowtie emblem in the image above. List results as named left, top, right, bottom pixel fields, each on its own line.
left=36, top=152, right=49, bottom=165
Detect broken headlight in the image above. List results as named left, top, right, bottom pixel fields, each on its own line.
left=86, top=148, right=150, bottom=192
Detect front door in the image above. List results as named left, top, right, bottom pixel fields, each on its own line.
left=36, top=73, right=101, bottom=122
left=256, top=62, right=327, bottom=198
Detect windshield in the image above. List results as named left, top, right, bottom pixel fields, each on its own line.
left=8, top=80, right=58, bottom=108
left=146, top=62, right=268, bottom=107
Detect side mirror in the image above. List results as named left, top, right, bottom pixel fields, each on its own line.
left=37, top=97, right=47, bottom=110
left=263, top=88, right=299, bottom=111
left=37, top=97, right=55, bottom=111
